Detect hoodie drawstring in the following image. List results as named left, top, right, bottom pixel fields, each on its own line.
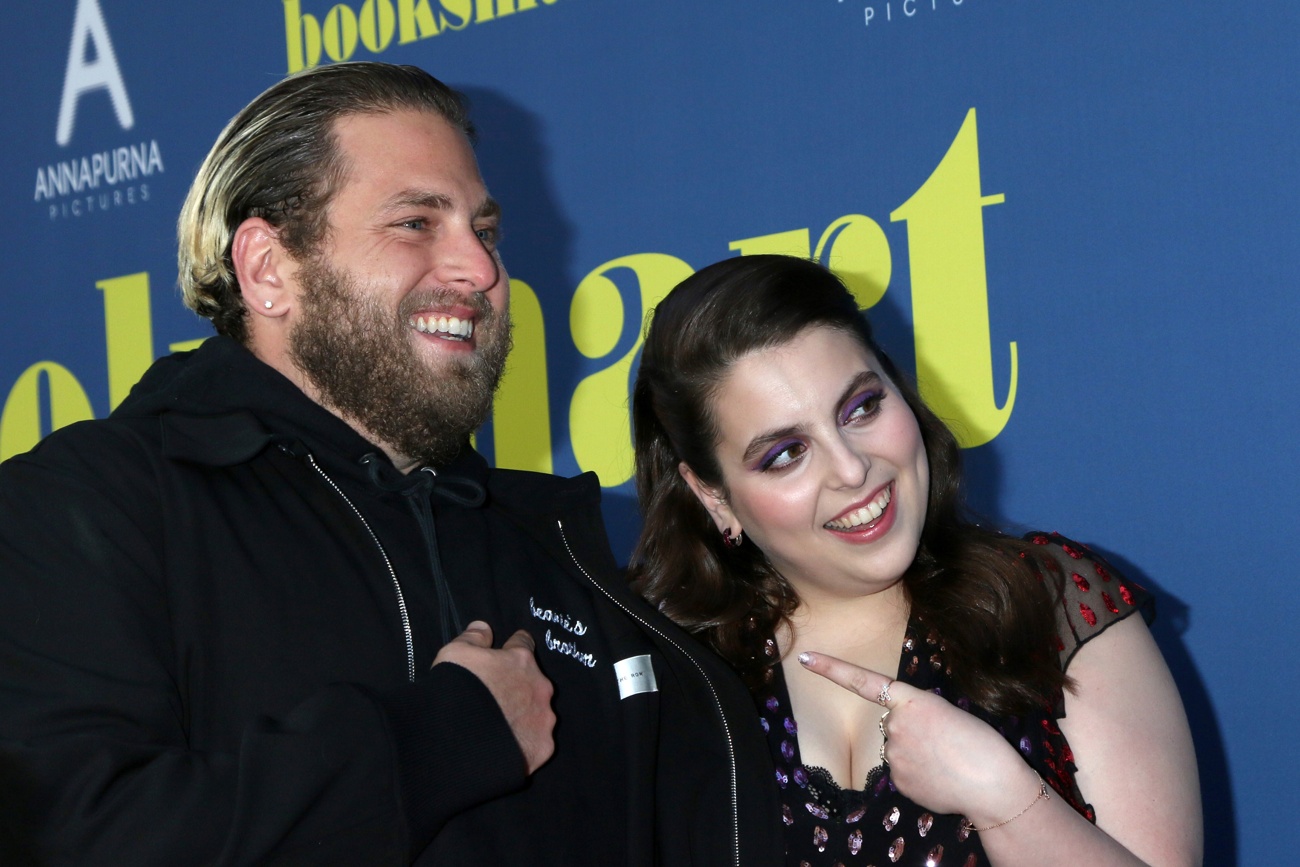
left=360, top=454, right=486, bottom=646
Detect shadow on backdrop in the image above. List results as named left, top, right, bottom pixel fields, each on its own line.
left=457, top=86, right=580, bottom=482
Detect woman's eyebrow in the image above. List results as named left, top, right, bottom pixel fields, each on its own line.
left=742, top=426, right=801, bottom=466
left=836, top=370, right=882, bottom=412
left=737, top=369, right=884, bottom=465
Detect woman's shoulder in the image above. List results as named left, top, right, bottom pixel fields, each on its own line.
left=1016, top=531, right=1154, bottom=671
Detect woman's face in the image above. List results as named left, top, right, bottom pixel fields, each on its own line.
left=682, top=325, right=929, bottom=605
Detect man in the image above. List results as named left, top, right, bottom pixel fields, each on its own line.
left=0, top=62, right=779, bottom=865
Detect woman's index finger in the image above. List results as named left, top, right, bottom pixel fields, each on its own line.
left=798, top=651, right=896, bottom=706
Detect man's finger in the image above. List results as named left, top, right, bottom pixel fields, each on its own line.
left=502, top=629, right=536, bottom=653
left=454, top=620, right=494, bottom=648
left=798, top=651, right=896, bottom=707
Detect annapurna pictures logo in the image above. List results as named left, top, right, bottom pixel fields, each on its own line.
left=34, top=0, right=164, bottom=221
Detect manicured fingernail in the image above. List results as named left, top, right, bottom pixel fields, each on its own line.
left=798, top=652, right=812, bottom=666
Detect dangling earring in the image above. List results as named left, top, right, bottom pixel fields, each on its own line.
left=722, top=527, right=744, bottom=549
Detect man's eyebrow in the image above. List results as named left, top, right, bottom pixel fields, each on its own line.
left=377, top=190, right=453, bottom=214
left=475, top=197, right=501, bottom=221
left=375, top=192, right=500, bottom=222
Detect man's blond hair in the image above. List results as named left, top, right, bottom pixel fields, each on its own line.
left=177, top=62, right=473, bottom=343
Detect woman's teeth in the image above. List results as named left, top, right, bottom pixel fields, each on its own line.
left=825, top=486, right=892, bottom=530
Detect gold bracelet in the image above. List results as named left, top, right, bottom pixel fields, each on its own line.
left=960, top=777, right=1050, bottom=834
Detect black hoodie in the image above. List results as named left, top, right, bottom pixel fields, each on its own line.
left=0, top=337, right=781, bottom=866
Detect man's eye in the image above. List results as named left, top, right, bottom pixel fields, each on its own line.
left=401, top=218, right=426, bottom=230
left=476, top=226, right=500, bottom=246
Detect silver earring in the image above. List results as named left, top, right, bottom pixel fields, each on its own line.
left=264, top=300, right=273, bottom=309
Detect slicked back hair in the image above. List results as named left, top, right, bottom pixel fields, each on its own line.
left=177, top=62, right=473, bottom=343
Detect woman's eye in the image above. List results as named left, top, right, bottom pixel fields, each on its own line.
left=841, top=389, right=884, bottom=425
left=759, top=440, right=805, bottom=472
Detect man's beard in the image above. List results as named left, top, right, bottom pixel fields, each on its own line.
left=287, top=256, right=512, bottom=468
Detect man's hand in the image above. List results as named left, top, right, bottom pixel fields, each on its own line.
left=434, top=621, right=555, bottom=774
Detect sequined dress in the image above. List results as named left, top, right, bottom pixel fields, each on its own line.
left=755, top=534, right=1151, bottom=867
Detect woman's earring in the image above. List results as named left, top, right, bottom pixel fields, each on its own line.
left=722, top=527, right=744, bottom=549
left=264, top=300, right=274, bottom=309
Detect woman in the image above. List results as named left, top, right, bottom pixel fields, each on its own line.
left=629, top=255, right=1201, bottom=866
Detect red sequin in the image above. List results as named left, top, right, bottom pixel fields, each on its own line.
left=1054, top=636, right=1065, bottom=651
left=1032, top=535, right=1049, bottom=545
left=1071, top=572, right=1090, bottom=592
left=1102, top=592, right=1119, bottom=614
left=1120, top=584, right=1134, bottom=606
left=1062, top=543, right=1084, bottom=560
left=1095, top=562, right=1111, bottom=582
left=1079, top=602, right=1097, bottom=626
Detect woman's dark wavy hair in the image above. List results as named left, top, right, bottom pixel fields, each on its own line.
left=629, top=255, right=1066, bottom=714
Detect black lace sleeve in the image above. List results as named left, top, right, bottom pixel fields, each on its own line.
left=1022, top=532, right=1155, bottom=672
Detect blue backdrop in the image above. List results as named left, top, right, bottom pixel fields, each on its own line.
left=3, top=2, right=1296, bottom=862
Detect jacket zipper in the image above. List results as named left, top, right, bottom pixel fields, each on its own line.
left=556, top=519, right=741, bottom=867
left=305, top=454, right=417, bottom=683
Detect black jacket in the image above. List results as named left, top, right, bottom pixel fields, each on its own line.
left=0, top=337, right=781, bottom=866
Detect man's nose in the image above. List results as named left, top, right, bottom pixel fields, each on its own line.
left=432, top=227, right=500, bottom=292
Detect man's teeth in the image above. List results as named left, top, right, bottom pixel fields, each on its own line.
left=825, top=486, right=892, bottom=530
left=411, top=315, right=473, bottom=339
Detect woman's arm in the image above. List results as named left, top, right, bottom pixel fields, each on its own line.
left=1048, top=613, right=1202, bottom=864
left=799, top=615, right=1202, bottom=867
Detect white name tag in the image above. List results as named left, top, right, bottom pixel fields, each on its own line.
left=613, top=654, right=658, bottom=700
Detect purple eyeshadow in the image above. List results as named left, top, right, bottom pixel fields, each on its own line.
left=839, top=389, right=882, bottom=425
left=759, top=438, right=801, bottom=469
